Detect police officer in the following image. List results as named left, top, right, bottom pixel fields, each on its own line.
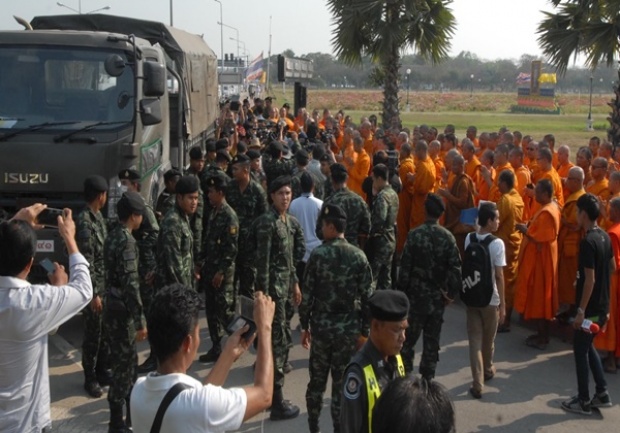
left=76, top=175, right=109, bottom=398
left=198, top=173, right=239, bottom=363
left=340, top=290, right=409, bottom=433
left=104, top=192, right=148, bottom=433
left=300, top=203, right=373, bottom=433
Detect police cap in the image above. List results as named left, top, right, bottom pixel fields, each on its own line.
left=118, top=169, right=140, bottom=181
left=269, top=175, right=292, bottom=194
left=368, top=290, right=409, bottom=322
left=117, top=191, right=145, bottom=216
left=321, top=203, right=347, bottom=220
left=175, top=175, right=200, bottom=194
left=231, top=153, right=250, bottom=165
left=84, top=175, right=108, bottom=193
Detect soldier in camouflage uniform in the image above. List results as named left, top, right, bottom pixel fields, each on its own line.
left=197, top=173, right=239, bottom=363
left=200, top=150, right=231, bottom=235
left=247, top=149, right=267, bottom=191
left=227, top=153, right=268, bottom=299
left=103, top=192, right=148, bottom=433
left=367, top=164, right=399, bottom=290
left=253, top=175, right=305, bottom=421
left=291, top=149, right=324, bottom=200
left=184, top=146, right=207, bottom=262
left=156, top=176, right=200, bottom=289
left=397, top=193, right=462, bottom=378
left=316, top=163, right=371, bottom=249
left=319, top=153, right=334, bottom=200
left=262, top=141, right=296, bottom=188
left=300, top=203, right=373, bottom=433
left=76, top=175, right=109, bottom=398
left=155, top=168, right=181, bottom=221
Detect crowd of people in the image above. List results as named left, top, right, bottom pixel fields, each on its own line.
left=3, top=93, right=620, bottom=432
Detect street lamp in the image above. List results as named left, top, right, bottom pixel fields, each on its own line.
left=470, top=74, right=474, bottom=97
left=214, top=0, right=223, bottom=75
left=229, top=37, right=247, bottom=66
left=218, top=22, right=239, bottom=61
left=587, top=75, right=593, bottom=131
left=406, top=68, right=411, bottom=112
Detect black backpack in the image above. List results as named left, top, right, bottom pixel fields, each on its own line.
left=461, top=232, right=496, bottom=307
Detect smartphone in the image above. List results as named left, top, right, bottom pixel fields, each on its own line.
left=37, top=207, right=63, bottom=227
left=230, top=100, right=240, bottom=112
left=226, top=295, right=256, bottom=341
left=39, top=258, right=56, bottom=275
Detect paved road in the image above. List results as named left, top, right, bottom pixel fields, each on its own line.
left=49, top=303, right=620, bottom=432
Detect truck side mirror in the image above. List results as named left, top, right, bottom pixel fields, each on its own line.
left=143, top=61, right=166, bottom=97
left=140, top=99, right=162, bottom=126
left=105, top=54, right=126, bottom=77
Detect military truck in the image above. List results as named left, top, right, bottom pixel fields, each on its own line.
left=0, top=14, right=218, bottom=278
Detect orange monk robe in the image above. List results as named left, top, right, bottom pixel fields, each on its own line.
left=489, top=163, right=519, bottom=203
left=515, top=166, right=533, bottom=222
left=447, top=172, right=456, bottom=190
left=443, top=173, right=476, bottom=257
left=409, top=156, right=436, bottom=230
left=583, top=168, right=593, bottom=189
left=432, top=156, right=445, bottom=191
left=343, top=142, right=357, bottom=164
left=496, top=189, right=525, bottom=310
left=348, top=149, right=370, bottom=200
left=363, top=135, right=374, bottom=156
left=465, top=157, right=482, bottom=184
left=514, top=202, right=561, bottom=320
left=586, top=178, right=611, bottom=202
left=477, top=167, right=495, bottom=202
left=557, top=189, right=586, bottom=305
left=531, top=168, right=564, bottom=216
left=282, top=116, right=295, bottom=132
left=396, top=157, right=415, bottom=254
left=294, top=116, right=305, bottom=132
left=600, top=192, right=620, bottom=231
left=595, top=222, right=620, bottom=353
left=556, top=161, right=575, bottom=202
left=552, top=151, right=559, bottom=168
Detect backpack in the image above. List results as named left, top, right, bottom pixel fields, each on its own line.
left=461, top=232, right=496, bottom=307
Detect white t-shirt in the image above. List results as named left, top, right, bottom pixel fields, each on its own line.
left=131, top=372, right=247, bottom=433
left=464, top=232, right=506, bottom=306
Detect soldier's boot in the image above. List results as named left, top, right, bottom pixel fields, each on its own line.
left=108, top=403, right=130, bottom=433
left=137, top=352, right=157, bottom=374
left=84, top=373, right=103, bottom=398
left=96, top=368, right=113, bottom=387
left=270, top=388, right=300, bottom=421
left=198, top=342, right=221, bottom=364
left=308, top=416, right=321, bottom=433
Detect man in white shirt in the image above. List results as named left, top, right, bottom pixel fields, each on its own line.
left=0, top=204, right=93, bottom=433
left=131, top=286, right=275, bottom=433
left=289, top=171, right=324, bottom=268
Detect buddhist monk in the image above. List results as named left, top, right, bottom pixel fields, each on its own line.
left=557, top=167, right=586, bottom=319
left=476, top=132, right=490, bottom=157
left=599, top=171, right=620, bottom=230
left=589, top=136, right=601, bottom=158
left=522, top=135, right=534, bottom=166
left=489, top=144, right=518, bottom=203
left=346, top=135, right=371, bottom=200
left=443, top=149, right=460, bottom=191
left=360, top=120, right=374, bottom=156
left=466, top=125, right=480, bottom=149
left=543, top=133, right=560, bottom=168
left=462, top=138, right=482, bottom=185
left=576, top=146, right=593, bottom=188
left=478, top=150, right=495, bottom=202
left=556, top=145, right=575, bottom=203
left=509, top=147, right=533, bottom=222
left=599, top=141, right=615, bottom=171
left=429, top=140, right=445, bottom=191
left=496, top=170, right=524, bottom=332
left=514, top=179, right=561, bottom=350
left=396, top=143, right=415, bottom=254
left=528, top=147, right=564, bottom=214
left=526, top=141, right=542, bottom=182
left=409, top=140, right=436, bottom=230
left=513, top=130, right=523, bottom=148
left=587, top=157, right=611, bottom=202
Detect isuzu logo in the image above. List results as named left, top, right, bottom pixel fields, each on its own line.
left=3, top=173, right=49, bottom=184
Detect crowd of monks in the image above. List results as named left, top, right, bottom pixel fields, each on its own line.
left=323, top=116, right=620, bottom=370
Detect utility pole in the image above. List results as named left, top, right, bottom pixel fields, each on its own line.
left=266, top=15, right=272, bottom=93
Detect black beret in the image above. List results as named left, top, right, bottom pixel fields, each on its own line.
left=207, top=172, right=229, bottom=190
left=269, top=175, right=292, bottom=194
left=117, top=191, right=145, bottom=216
left=163, top=168, right=182, bottom=182
left=330, top=163, right=348, bottom=175
left=118, top=169, right=140, bottom=181
left=215, top=150, right=232, bottom=163
left=175, top=175, right=200, bottom=194
left=368, top=290, right=409, bottom=322
left=206, top=140, right=217, bottom=152
left=84, top=175, right=108, bottom=193
left=231, top=153, right=250, bottom=165
left=321, top=203, right=347, bottom=220
left=247, top=149, right=261, bottom=160
left=295, top=149, right=310, bottom=165
left=189, top=146, right=204, bottom=160
left=215, top=139, right=229, bottom=151
left=425, top=192, right=445, bottom=214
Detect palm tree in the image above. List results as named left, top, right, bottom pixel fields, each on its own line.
left=326, top=0, right=455, bottom=128
left=537, top=0, right=620, bottom=146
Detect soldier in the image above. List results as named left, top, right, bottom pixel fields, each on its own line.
left=226, top=153, right=268, bottom=299
left=76, top=175, right=109, bottom=398
left=319, top=153, right=335, bottom=200
left=262, top=141, right=296, bottom=188
left=184, top=146, right=207, bottom=265
left=156, top=176, right=200, bottom=289
left=198, top=173, right=239, bottom=363
left=200, top=150, right=231, bottom=234
left=300, top=203, right=373, bottom=433
left=117, top=169, right=161, bottom=374
left=340, top=290, right=409, bottom=433
left=247, top=149, right=267, bottom=190
left=398, top=193, right=462, bottom=377
left=155, top=168, right=181, bottom=221
left=316, top=163, right=371, bottom=249
left=367, top=164, right=399, bottom=290
left=103, top=192, right=148, bottom=433
left=253, top=175, right=305, bottom=420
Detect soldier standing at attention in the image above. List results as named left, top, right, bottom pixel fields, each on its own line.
left=76, top=175, right=110, bottom=398
left=398, top=193, right=462, bottom=377
left=117, top=169, right=161, bottom=374
left=155, top=168, right=181, bottom=221
left=226, top=153, right=268, bottom=299
left=198, top=173, right=239, bottom=363
left=104, top=192, right=148, bottom=433
left=367, top=164, right=399, bottom=290
left=254, top=175, right=305, bottom=421
left=300, top=203, right=373, bottom=433
left=184, top=146, right=206, bottom=263
left=156, top=176, right=200, bottom=289
left=340, top=290, right=409, bottom=433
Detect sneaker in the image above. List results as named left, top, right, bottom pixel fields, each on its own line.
left=561, top=395, right=592, bottom=415
left=591, top=391, right=612, bottom=408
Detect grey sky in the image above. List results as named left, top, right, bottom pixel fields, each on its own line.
left=2, top=0, right=561, bottom=64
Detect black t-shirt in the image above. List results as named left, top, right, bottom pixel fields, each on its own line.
left=575, top=226, right=612, bottom=323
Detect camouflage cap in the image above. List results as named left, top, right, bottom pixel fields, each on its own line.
left=368, top=290, right=409, bottom=322
left=118, top=169, right=140, bottom=181
left=321, top=203, right=347, bottom=220
left=175, top=175, right=200, bottom=194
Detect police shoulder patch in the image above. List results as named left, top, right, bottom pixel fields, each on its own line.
left=122, top=247, right=137, bottom=261
left=343, top=371, right=362, bottom=400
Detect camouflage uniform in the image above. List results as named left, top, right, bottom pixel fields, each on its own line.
left=200, top=164, right=229, bottom=235
left=322, top=177, right=335, bottom=201
left=300, top=238, right=373, bottom=433
left=103, top=224, right=144, bottom=417
left=156, top=204, right=194, bottom=289
left=133, top=205, right=159, bottom=315
left=184, top=167, right=205, bottom=262
left=75, top=207, right=108, bottom=384
left=253, top=207, right=305, bottom=396
left=262, top=154, right=296, bottom=188
left=316, top=187, right=371, bottom=248
left=200, top=201, right=239, bottom=347
left=368, top=185, right=399, bottom=290
left=397, top=221, right=462, bottom=377
left=226, top=178, right=268, bottom=298
left=284, top=215, right=306, bottom=368
left=155, top=191, right=175, bottom=221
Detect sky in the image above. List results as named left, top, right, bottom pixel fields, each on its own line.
left=1, top=0, right=564, bottom=64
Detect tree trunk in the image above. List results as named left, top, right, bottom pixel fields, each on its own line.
left=381, top=2, right=402, bottom=129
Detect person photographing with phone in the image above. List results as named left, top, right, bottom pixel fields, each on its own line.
left=0, top=204, right=93, bottom=433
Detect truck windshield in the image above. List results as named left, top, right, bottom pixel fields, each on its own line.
left=0, top=46, right=134, bottom=131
